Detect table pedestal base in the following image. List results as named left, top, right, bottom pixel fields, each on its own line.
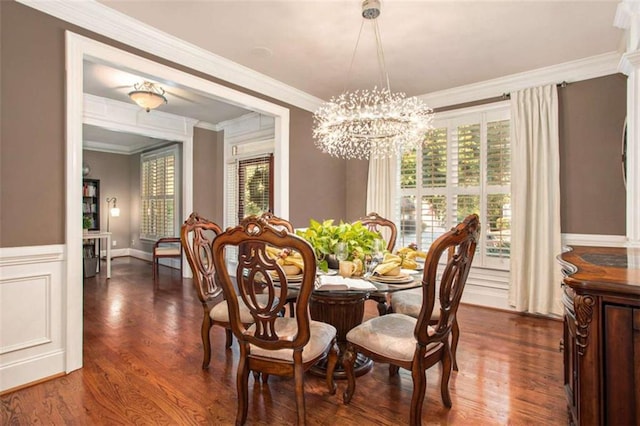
left=308, top=290, right=371, bottom=379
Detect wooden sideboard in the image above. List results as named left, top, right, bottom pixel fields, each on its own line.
left=558, top=246, right=640, bottom=425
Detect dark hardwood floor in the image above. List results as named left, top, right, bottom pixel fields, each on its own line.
left=2, top=257, right=566, bottom=425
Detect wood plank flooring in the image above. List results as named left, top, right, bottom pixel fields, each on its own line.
left=1, top=257, right=567, bottom=425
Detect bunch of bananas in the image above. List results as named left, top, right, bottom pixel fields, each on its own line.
left=265, top=246, right=304, bottom=273
left=392, top=245, right=427, bottom=270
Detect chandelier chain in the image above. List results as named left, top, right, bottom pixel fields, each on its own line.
left=313, top=0, right=434, bottom=160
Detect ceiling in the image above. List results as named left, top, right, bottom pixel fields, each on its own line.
left=84, top=1, right=624, bottom=151
left=97, top=0, right=624, bottom=100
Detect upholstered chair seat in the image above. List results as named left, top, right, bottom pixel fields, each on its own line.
left=346, top=314, right=436, bottom=362
left=248, top=318, right=337, bottom=362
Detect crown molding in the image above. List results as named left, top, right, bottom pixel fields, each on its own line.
left=83, top=93, right=198, bottom=154
left=194, top=121, right=221, bottom=132
left=82, top=140, right=149, bottom=155
left=420, top=51, right=622, bottom=109
left=18, top=0, right=324, bottom=113
left=615, top=0, right=640, bottom=52
left=619, top=50, right=640, bottom=75
left=20, top=0, right=623, bottom=113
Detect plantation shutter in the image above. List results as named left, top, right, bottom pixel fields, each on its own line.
left=485, top=119, right=511, bottom=259
left=140, top=145, right=179, bottom=240
left=396, top=106, right=511, bottom=270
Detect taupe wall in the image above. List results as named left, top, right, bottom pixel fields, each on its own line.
left=559, top=74, right=627, bottom=235
left=344, top=159, right=369, bottom=222
left=288, top=110, right=347, bottom=227
left=193, top=127, right=224, bottom=224
left=82, top=150, right=131, bottom=250
left=1, top=1, right=66, bottom=246
left=0, top=2, right=628, bottom=248
left=0, top=1, right=347, bottom=248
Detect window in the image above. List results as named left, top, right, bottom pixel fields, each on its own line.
left=225, top=142, right=274, bottom=231
left=397, top=105, right=510, bottom=269
left=140, top=145, right=180, bottom=241
left=237, top=154, right=273, bottom=222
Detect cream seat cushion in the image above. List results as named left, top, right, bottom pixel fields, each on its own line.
left=154, top=247, right=181, bottom=256
left=210, top=294, right=274, bottom=324
left=346, top=313, right=436, bottom=362
left=246, top=317, right=337, bottom=363
left=391, top=288, right=440, bottom=320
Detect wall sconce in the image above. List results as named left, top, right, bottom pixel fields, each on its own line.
left=128, top=81, right=168, bottom=112
left=106, top=197, right=120, bottom=232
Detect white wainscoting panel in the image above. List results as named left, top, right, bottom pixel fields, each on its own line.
left=462, top=267, right=512, bottom=311
left=562, top=233, right=627, bottom=247
left=0, top=245, right=65, bottom=392
left=460, top=234, right=626, bottom=312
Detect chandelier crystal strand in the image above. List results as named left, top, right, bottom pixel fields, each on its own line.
left=312, top=0, right=434, bottom=160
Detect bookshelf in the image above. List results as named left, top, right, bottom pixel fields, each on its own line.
left=82, top=178, right=100, bottom=231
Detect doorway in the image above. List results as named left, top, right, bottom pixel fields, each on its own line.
left=66, top=32, right=290, bottom=373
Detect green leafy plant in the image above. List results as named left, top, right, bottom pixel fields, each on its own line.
left=82, top=216, right=92, bottom=230
left=296, top=219, right=383, bottom=271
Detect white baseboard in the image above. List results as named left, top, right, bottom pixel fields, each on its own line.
left=462, top=284, right=513, bottom=311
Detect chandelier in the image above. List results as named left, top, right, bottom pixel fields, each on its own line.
left=313, top=0, right=434, bottom=160
left=128, top=81, right=167, bottom=112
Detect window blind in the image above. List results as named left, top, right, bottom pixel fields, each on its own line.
left=237, top=154, right=273, bottom=222
left=140, top=145, right=179, bottom=240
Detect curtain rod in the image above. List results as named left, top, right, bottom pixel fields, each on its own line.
left=501, top=81, right=568, bottom=100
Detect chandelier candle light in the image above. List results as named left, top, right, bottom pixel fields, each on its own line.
left=313, top=0, right=434, bottom=160
left=128, top=81, right=168, bottom=112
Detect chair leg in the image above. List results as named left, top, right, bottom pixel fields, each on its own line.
left=225, top=328, right=233, bottom=348
left=293, top=352, right=306, bottom=425
left=325, top=340, right=338, bottom=395
left=451, top=318, right=460, bottom=371
left=410, top=359, right=427, bottom=426
left=342, top=344, right=357, bottom=404
left=201, top=318, right=212, bottom=369
left=153, top=256, right=157, bottom=280
left=389, top=364, right=400, bottom=376
left=440, top=344, right=453, bottom=408
left=236, top=353, right=250, bottom=425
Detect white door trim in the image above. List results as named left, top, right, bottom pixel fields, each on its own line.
left=65, top=32, right=290, bottom=373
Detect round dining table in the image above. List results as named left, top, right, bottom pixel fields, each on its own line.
left=308, top=274, right=421, bottom=379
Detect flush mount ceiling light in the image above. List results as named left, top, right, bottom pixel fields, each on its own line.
left=128, top=81, right=167, bottom=112
left=313, top=0, right=434, bottom=160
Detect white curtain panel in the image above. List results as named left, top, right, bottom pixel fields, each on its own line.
left=509, top=84, right=563, bottom=316
left=366, top=156, right=396, bottom=227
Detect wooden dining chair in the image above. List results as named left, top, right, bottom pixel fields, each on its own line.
left=258, top=212, right=298, bottom=317
left=180, top=212, right=271, bottom=369
left=359, top=212, right=398, bottom=253
left=342, top=214, right=480, bottom=426
left=357, top=212, right=398, bottom=315
left=390, top=246, right=463, bottom=371
left=212, top=215, right=339, bottom=425
left=152, top=237, right=183, bottom=280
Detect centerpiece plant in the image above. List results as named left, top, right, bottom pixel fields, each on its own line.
left=296, top=219, right=383, bottom=271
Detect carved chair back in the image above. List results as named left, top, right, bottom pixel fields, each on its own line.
left=180, top=212, right=223, bottom=306
left=358, top=212, right=398, bottom=252
left=259, top=211, right=294, bottom=232
left=417, top=213, right=479, bottom=347
left=212, top=215, right=317, bottom=351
